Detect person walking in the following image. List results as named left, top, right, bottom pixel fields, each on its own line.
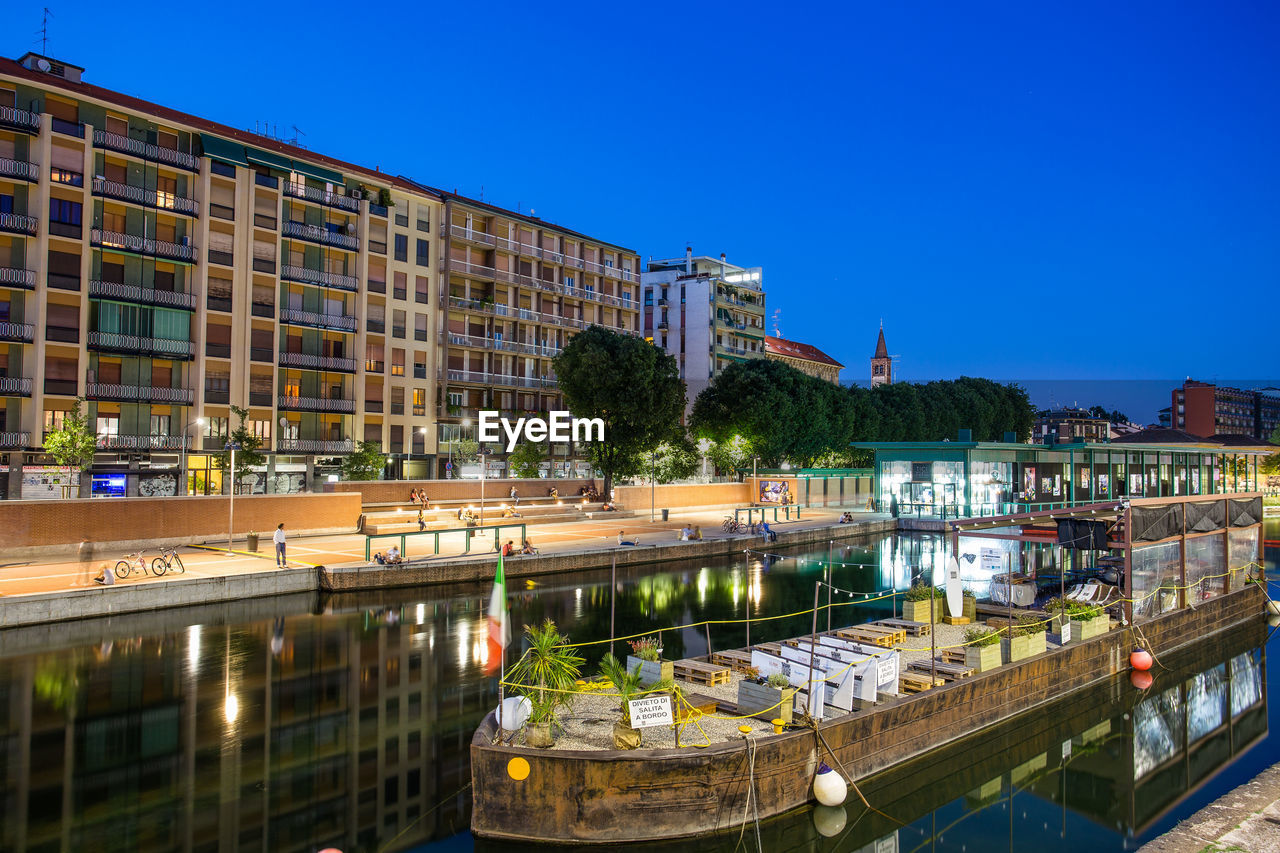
left=509, top=485, right=519, bottom=506
left=273, top=523, right=287, bottom=567
left=417, top=508, right=426, bottom=532
left=76, top=538, right=93, bottom=587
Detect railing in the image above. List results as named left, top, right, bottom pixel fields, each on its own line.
left=91, top=228, right=196, bottom=262
left=0, top=212, right=37, bottom=236
left=278, top=351, right=358, bottom=372
left=0, top=377, right=32, bottom=396
left=444, top=369, right=554, bottom=389
left=0, top=431, right=30, bottom=447
left=278, top=395, right=356, bottom=413
left=282, top=220, right=358, bottom=251
left=92, top=176, right=199, bottom=215
left=281, top=264, right=359, bottom=292
left=0, top=157, right=39, bottom=182
left=277, top=438, right=356, bottom=454
left=92, top=129, right=198, bottom=170
left=280, top=308, right=358, bottom=332
left=88, top=280, right=197, bottom=310
left=88, top=330, right=195, bottom=358
left=283, top=181, right=360, bottom=212
left=0, top=321, right=34, bottom=342
left=98, top=434, right=192, bottom=450
left=87, top=383, right=195, bottom=404
left=0, top=105, right=40, bottom=132
left=50, top=117, right=84, bottom=137
left=0, top=267, right=35, bottom=289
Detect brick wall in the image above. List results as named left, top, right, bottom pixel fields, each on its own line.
left=326, top=479, right=593, bottom=505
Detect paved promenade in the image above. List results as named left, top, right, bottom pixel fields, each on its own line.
left=1138, top=760, right=1280, bottom=853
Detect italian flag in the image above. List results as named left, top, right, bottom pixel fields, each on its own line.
left=485, top=555, right=510, bottom=675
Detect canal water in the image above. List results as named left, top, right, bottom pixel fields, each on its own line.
left=0, top=521, right=1275, bottom=853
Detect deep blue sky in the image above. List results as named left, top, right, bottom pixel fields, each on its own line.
left=11, top=1, right=1278, bottom=384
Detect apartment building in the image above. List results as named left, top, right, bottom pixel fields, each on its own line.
left=1032, top=407, right=1110, bottom=444
left=0, top=52, right=635, bottom=498
left=641, top=248, right=765, bottom=410
left=1172, top=379, right=1280, bottom=441
left=763, top=335, right=843, bottom=384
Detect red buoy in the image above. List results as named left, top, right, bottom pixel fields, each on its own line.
left=1130, top=648, right=1153, bottom=671
left=1130, top=670, right=1153, bottom=690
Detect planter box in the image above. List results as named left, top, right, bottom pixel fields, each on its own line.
left=902, top=598, right=941, bottom=623
left=964, top=643, right=1002, bottom=673
left=963, top=596, right=977, bottom=621
left=1001, top=632, right=1047, bottom=664
left=1070, top=617, right=1109, bottom=643
left=626, top=656, right=673, bottom=687
left=736, top=681, right=796, bottom=724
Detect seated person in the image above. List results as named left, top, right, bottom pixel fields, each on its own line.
left=93, top=563, right=116, bottom=585
left=761, top=521, right=777, bottom=543
left=502, top=506, right=522, bottom=518
left=521, top=538, right=539, bottom=555
left=457, top=507, right=466, bottom=520
left=617, top=530, right=637, bottom=546
left=386, top=545, right=402, bottom=564
left=409, top=489, right=419, bottom=505
left=601, top=501, right=617, bottom=512
left=420, top=492, right=430, bottom=509
left=679, top=525, right=692, bottom=541
left=692, top=525, right=703, bottom=541
left=501, top=540, right=515, bottom=557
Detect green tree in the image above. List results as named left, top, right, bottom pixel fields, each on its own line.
left=707, top=434, right=752, bottom=476
left=690, top=360, right=805, bottom=466
left=42, top=397, right=97, bottom=497
left=508, top=441, right=545, bottom=478
left=553, top=326, right=685, bottom=498
left=340, top=440, right=387, bottom=480
left=652, top=436, right=699, bottom=483
left=212, top=405, right=266, bottom=493
left=453, top=437, right=479, bottom=465
left=1260, top=426, right=1280, bottom=475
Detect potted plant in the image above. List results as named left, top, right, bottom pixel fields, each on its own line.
left=506, top=619, right=584, bottom=748
left=246, top=531, right=259, bottom=552
left=902, top=583, right=943, bottom=622
left=962, top=587, right=977, bottom=621
left=377, top=186, right=394, bottom=207
left=1002, top=614, right=1048, bottom=663
left=1067, top=601, right=1108, bottom=642
left=599, top=652, right=671, bottom=749
left=963, top=626, right=1002, bottom=673
left=625, top=636, right=673, bottom=687
left=737, top=672, right=798, bottom=724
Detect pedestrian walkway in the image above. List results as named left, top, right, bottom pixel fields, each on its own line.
left=1138, top=760, right=1280, bottom=853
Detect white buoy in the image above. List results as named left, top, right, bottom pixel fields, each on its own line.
left=496, top=696, right=531, bottom=730
left=813, top=763, right=848, bottom=807
left=813, top=804, right=847, bottom=836
left=1267, top=599, right=1280, bottom=617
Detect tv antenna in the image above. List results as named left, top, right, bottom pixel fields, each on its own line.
left=38, top=7, right=53, bottom=54
left=771, top=309, right=783, bottom=337
left=288, top=125, right=306, bottom=147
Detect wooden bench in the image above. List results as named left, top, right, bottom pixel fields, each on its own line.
left=899, top=672, right=945, bottom=694
left=710, top=649, right=754, bottom=671
left=834, top=627, right=897, bottom=648
left=907, top=660, right=974, bottom=680
left=676, top=692, right=720, bottom=721
left=938, top=648, right=967, bottom=664
left=674, top=659, right=731, bottom=686
left=876, top=618, right=929, bottom=637
left=754, top=642, right=783, bottom=655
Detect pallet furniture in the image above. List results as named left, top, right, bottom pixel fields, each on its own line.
left=833, top=626, right=899, bottom=648
left=875, top=618, right=929, bottom=637
left=898, top=672, right=945, bottom=694
left=907, top=659, right=974, bottom=680
left=675, top=693, right=720, bottom=721
left=710, top=649, right=754, bottom=671
left=674, top=660, right=731, bottom=686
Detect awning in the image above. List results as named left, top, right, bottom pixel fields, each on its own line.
left=292, top=159, right=343, bottom=185
left=199, top=133, right=247, bottom=166
left=244, top=147, right=294, bottom=172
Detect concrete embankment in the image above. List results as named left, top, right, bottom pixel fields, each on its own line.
left=1138, top=760, right=1280, bottom=853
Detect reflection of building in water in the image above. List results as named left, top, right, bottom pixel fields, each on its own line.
left=0, top=600, right=497, bottom=852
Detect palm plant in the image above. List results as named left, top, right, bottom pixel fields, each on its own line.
left=506, top=620, right=584, bottom=742
left=599, top=652, right=673, bottom=748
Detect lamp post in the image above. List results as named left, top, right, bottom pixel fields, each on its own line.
left=416, top=427, right=427, bottom=480
left=179, top=417, right=204, bottom=496
left=225, top=441, right=241, bottom=551
left=479, top=446, right=487, bottom=526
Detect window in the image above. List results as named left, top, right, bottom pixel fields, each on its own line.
left=150, top=414, right=171, bottom=436
left=248, top=420, right=272, bottom=441
left=447, top=391, right=462, bottom=407
left=415, top=205, right=430, bottom=231
left=49, top=198, right=82, bottom=226
left=414, top=313, right=428, bottom=341
left=392, top=309, right=406, bottom=339
left=414, top=275, right=429, bottom=305
left=644, top=290, right=652, bottom=306
left=390, top=386, right=404, bottom=415
left=204, top=417, right=229, bottom=438
left=96, top=415, right=119, bottom=437
left=413, top=352, right=427, bottom=379
left=391, top=349, right=405, bottom=376
left=565, top=275, right=575, bottom=288
left=394, top=234, right=408, bottom=262
left=415, top=239, right=429, bottom=266
left=412, top=388, right=426, bottom=416
left=44, top=410, right=67, bottom=431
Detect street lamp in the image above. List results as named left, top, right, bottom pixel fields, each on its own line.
left=416, top=427, right=427, bottom=480
left=448, top=417, right=472, bottom=479
left=225, top=441, right=241, bottom=551
left=179, top=417, right=204, bottom=496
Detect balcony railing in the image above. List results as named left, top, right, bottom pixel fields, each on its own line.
left=444, top=369, right=555, bottom=389
left=278, top=351, right=358, bottom=373
left=0, top=321, right=35, bottom=343
left=0, top=431, right=30, bottom=448
left=0, top=267, right=35, bottom=289
left=92, top=176, right=199, bottom=215
left=0, top=377, right=32, bottom=396
left=88, top=280, right=197, bottom=311
left=91, top=228, right=197, bottom=263
left=98, top=434, right=192, bottom=451
left=281, top=264, right=359, bottom=292
left=282, top=220, right=358, bottom=251
left=0, top=105, right=40, bottom=133
left=0, top=212, right=38, bottom=236
left=88, top=330, right=195, bottom=359
left=283, top=182, right=360, bottom=212
left=87, top=382, right=195, bottom=404
left=92, top=129, right=198, bottom=170
left=278, top=395, right=356, bottom=413
left=280, top=308, right=357, bottom=332
left=276, top=438, right=356, bottom=454
left=0, top=157, right=39, bottom=182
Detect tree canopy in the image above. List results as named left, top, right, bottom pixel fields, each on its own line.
left=340, top=441, right=387, bottom=480
left=552, top=325, right=686, bottom=497
left=508, top=441, right=545, bottom=478
left=212, top=406, right=266, bottom=493
left=43, top=397, right=98, bottom=472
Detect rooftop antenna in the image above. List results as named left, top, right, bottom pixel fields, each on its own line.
left=771, top=308, right=783, bottom=337
left=480, top=185, right=484, bottom=202
left=39, top=7, right=53, bottom=54
left=289, top=125, right=306, bottom=147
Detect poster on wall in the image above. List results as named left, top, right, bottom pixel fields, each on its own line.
left=1080, top=468, right=1091, bottom=490
left=979, top=547, right=1003, bottom=572
left=1053, top=474, right=1061, bottom=497
left=911, top=462, right=932, bottom=482
left=759, top=480, right=791, bottom=504
left=1023, top=467, right=1036, bottom=501
left=22, top=466, right=78, bottom=500
left=1041, top=477, right=1051, bottom=495
left=1130, top=473, right=1143, bottom=495
left=1098, top=474, right=1109, bottom=496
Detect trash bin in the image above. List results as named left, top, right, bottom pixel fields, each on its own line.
left=661, top=509, right=669, bottom=521
left=246, top=532, right=259, bottom=552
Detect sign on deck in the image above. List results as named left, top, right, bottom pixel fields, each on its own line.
left=628, top=695, right=674, bottom=729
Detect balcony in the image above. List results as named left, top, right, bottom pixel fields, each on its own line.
left=281, top=264, right=359, bottom=293
left=278, top=395, right=356, bottom=414
left=87, top=383, right=194, bottom=404
left=0, top=267, right=35, bottom=289
left=88, top=330, right=195, bottom=360
left=88, top=280, right=197, bottom=311
left=98, top=434, right=192, bottom=451
left=0, top=157, right=39, bottom=182
left=92, top=176, right=199, bottom=216
left=277, top=437, right=355, bottom=454
left=278, top=352, right=358, bottom=373
left=0, top=377, right=32, bottom=396
left=0, top=431, right=30, bottom=447
left=44, top=378, right=77, bottom=395
left=0, top=105, right=40, bottom=133
left=283, top=182, right=360, bottom=213
left=280, top=308, right=357, bottom=332
left=51, top=118, right=84, bottom=138
left=46, top=325, right=78, bottom=343
left=282, top=221, right=358, bottom=251
left=444, top=369, right=555, bottom=389
left=0, top=321, right=35, bottom=343
left=92, top=129, right=198, bottom=170
left=91, top=228, right=197, bottom=263
left=0, top=212, right=38, bottom=236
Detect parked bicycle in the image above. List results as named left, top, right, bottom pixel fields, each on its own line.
left=722, top=516, right=747, bottom=534
left=114, top=551, right=155, bottom=580
left=151, top=546, right=185, bottom=575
